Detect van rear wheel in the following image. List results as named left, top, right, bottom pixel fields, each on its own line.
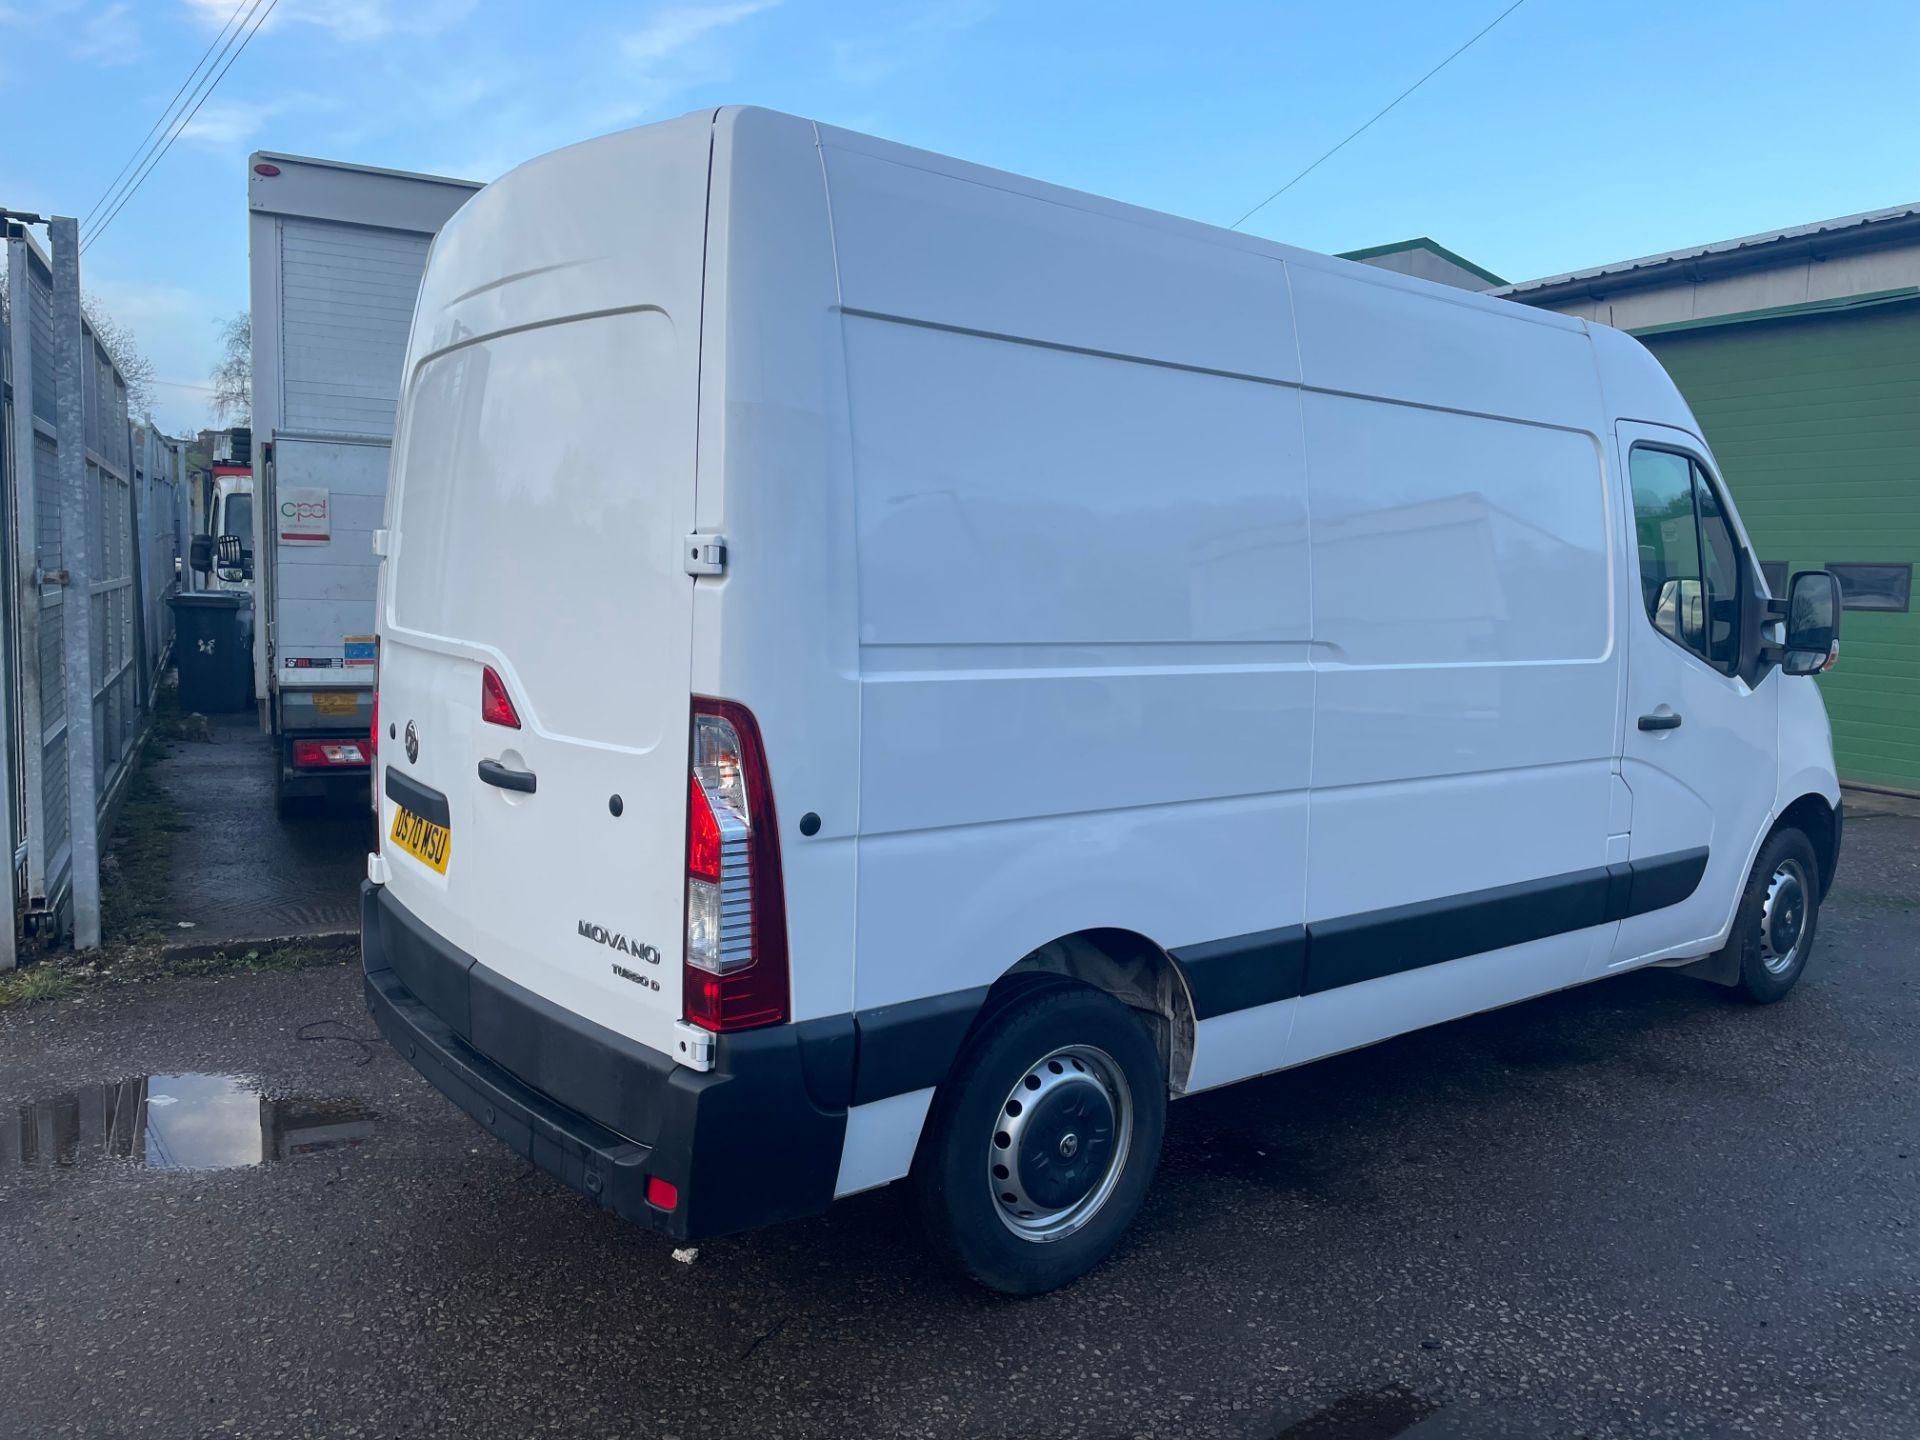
left=913, top=983, right=1165, bottom=1295
left=1726, top=827, right=1822, bottom=1003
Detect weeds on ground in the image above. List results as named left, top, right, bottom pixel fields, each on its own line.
left=0, top=966, right=79, bottom=1008
left=0, top=937, right=358, bottom=1012
left=149, top=675, right=215, bottom=743
left=107, top=937, right=359, bottom=984
left=101, top=733, right=190, bottom=946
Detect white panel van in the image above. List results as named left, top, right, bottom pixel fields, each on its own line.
left=362, top=108, right=1847, bottom=1294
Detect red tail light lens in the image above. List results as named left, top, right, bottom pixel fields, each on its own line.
left=687, top=774, right=722, bottom=883
left=293, top=739, right=369, bottom=768
left=481, top=665, right=521, bottom=728
left=684, top=698, right=789, bottom=1032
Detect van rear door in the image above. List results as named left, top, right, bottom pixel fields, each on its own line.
left=374, top=124, right=712, bottom=1059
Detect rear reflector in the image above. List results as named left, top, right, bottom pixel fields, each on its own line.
left=481, top=665, right=521, bottom=728
left=293, top=739, right=368, bottom=768
left=646, top=1176, right=679, bottom=1211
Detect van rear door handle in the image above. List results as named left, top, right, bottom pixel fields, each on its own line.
left=478, top=758, right=537, bottom=793
left=1637, top=712, right=1683, bottom=732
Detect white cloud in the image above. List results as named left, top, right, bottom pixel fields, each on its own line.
left=621, top=0, right=779, bottom=65
left=589, top=0, right=782, bottom=131
left=176, top=94, right=332, bottom=152
left=180, top=0, right=476, bottom=44
left=425, top=0, right=783, bottom=179
left=832, top=0, right=992, bottom=86
left=74, top=1, right=140, bottom=65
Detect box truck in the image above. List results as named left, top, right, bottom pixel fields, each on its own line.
left=363, top=108, right=1846, bottom=1293
left=246, top=152, right=478, bottom=809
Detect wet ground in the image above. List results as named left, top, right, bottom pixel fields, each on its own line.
left=2, top=815, right=1916, bottom=1438
left=142, top=712, right=366, bottom=947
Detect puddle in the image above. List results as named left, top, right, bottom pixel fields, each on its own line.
left=1, top=1074, right=376, bottom=1171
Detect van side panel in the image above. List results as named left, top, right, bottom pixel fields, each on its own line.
left=1287, top=267, right=1621, bottom=1063
left=822, top=140, right=1313, bottom=1090
left=697, top=110, right=864, bottom=1029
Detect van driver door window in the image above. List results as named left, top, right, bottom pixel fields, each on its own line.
left=1630, top=448, right=1705, bottom=655
left=1629, top=447, right=1741, bottom=674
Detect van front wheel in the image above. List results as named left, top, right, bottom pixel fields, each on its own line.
left=1727, top=827, right=1822, bottom=1003
left=913, top=983, right=1166, bottom=1295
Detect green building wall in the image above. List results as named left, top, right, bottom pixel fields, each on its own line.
left=1641, top=298, right=1920, bottom=792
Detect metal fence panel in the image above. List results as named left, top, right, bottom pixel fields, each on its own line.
left=0, top=249, right=14, bottom=970
left=134, top=426, right=182, bottom=699
left=2, top=218, right=179, bottom=952
left=8, top=232, right=70, bottom=926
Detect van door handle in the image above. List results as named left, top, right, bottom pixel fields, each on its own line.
left=1637, top=712, right=1683, bottom=732
left=478, top=759, right=537, bottom=793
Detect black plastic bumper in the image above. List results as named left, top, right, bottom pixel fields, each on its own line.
left=361, top=882, right=852, bottom=1240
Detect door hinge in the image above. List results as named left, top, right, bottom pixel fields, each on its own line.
left=684, top=533, right=727, bottom=578
left=371, top=528, right=390, bottom=558
left=673, top=1019, right=716, bottom=1072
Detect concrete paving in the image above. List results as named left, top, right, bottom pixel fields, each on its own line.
left=2, top=816, right=1916, bottom=1438
left=143, top=712, right=368, bottom=948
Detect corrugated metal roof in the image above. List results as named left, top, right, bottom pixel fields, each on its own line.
left=1490, top=201, right=1920, bottom=299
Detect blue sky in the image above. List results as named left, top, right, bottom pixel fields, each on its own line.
left=6, top=0, right=1917, bottom=434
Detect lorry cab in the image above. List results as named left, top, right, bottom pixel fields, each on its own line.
left=363, top=108, right=1845, bottom=1295
left=206, top=467, right=253, bottom=593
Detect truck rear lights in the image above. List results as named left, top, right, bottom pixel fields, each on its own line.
left=293, top=740, right=369, bottom=768
left=481, top=665, right=521, bottom=728
left=684, top=698, right=789, bottom=1032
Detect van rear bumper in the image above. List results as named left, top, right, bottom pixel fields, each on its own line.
left=361, top=883, right=852, bottom=1241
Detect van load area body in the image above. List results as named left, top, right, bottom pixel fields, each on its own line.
left=364, top=108, right=1845, bottom=1293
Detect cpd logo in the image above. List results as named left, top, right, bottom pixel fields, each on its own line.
left=281, top=498, right=328, bottom=522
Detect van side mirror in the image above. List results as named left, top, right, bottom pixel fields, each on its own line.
left=215, top=534, right=253, bottom=582
left=1782, top=570, right=1840, bottom=676
left=190, top=534, right=215, bottom=574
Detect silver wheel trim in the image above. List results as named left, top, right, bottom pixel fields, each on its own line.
left=1760, top=857, right=1811, bottom=976
left=987, top=1044, right=1134, bottom=1243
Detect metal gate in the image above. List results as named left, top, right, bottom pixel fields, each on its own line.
left=5, top=226, right=73, bottom=945
left=1, top=216, right=180, bottom=957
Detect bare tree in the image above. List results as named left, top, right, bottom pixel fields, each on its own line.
left=80, top=295, right=156, bottom=421
left=209, top=311, right=250, bottom=424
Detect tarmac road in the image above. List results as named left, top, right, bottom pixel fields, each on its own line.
left=2, top=814, right=1915, bottom=1439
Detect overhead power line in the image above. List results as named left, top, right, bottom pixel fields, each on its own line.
left=82, top=0, right=280, bottom=256
left=1228, top=0, right=1532, bottom=231
left=80, top=0, right=255, bottom=233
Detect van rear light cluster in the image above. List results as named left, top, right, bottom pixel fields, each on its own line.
left=684, top=698, right=789, bottom=1032
left=481, top=665, right=521, bottom=728
left=293, top=739, right=369, bottom=768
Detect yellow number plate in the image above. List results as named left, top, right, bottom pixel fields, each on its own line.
left=312, top=691, right=359, bottom=717
left=390, top=805, right=451, bottom=874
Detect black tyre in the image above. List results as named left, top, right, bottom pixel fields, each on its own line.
left=913, top=982, right=1166, bottom=1295
left=1723, top=827, right=1822, bottom=1003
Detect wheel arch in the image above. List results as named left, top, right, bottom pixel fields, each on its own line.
left=1773, top=791, right=1840, bottom=899
left=1682, top=793, right=1838, bottom=989
left=972, top=927, right=1199, bottom=1096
